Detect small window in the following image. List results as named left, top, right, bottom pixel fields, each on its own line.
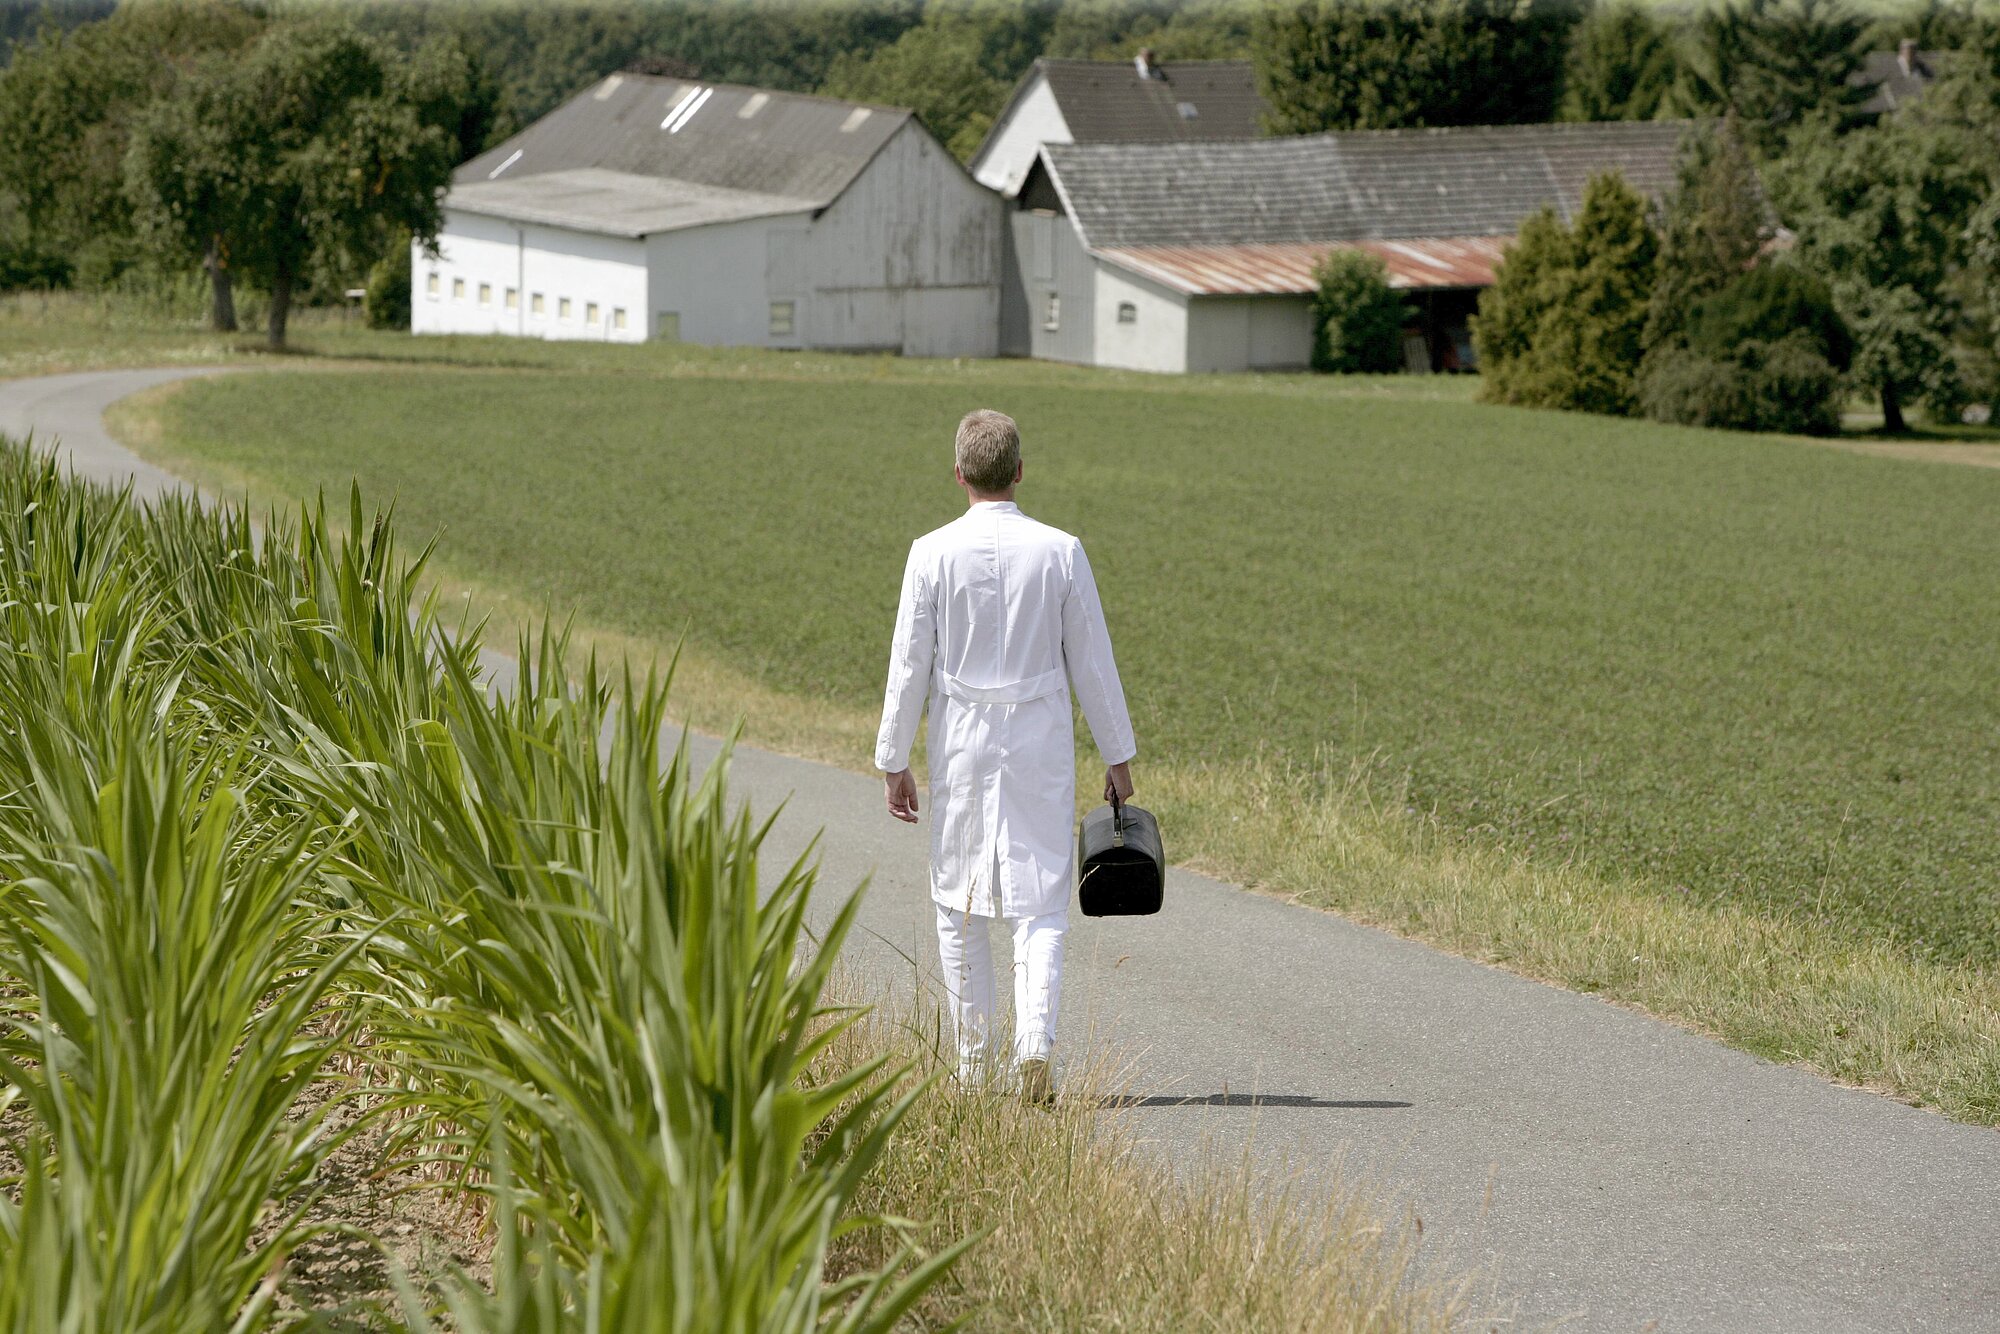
left=425, top=272, right=440, bottom=300
left=505, top=287, right=519, bottom=311
left=612, top=306, right=628, bottom=331
left=656, top=311, right=680, bottom=341
left=531, top=292, right=545, bottom=317
left=1042, top=291, right=1060, bottom=332
left=586, top=301, right=600, bottom=325
left=558, top=297, right=572, bottom=321
left=478, top=282, right=492, bottom=306
left=1117, top=301, right=1137, bottom=324
left=769, top=300, right=795, bottom=337
left=451, top=277, right=466, bottom=301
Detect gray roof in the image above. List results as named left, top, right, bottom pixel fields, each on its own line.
left=1044, top=120, right=1692, bottom=249
left=1038, top=58, right=1265, bottom=142
left=446, top=167, right=813, bottom=238
left=455, top=73, right=911, bottom=215
left=1853, top=47, right=1944, bottom=115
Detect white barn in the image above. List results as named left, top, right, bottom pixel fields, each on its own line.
left=414, top=73, right=1003, bottom=357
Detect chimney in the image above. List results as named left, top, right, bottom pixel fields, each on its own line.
left=1135, top=47, right=1157, bottom=80
left=1899, top=38, right=1917, bottom=76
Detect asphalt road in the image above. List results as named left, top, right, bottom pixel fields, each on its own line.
left=6, top=366, right=1999, bottom=1332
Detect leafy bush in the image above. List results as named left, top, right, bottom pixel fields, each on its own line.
left=1474, top=172, right=1658, bottom=415
left=1637, top=329, right=1845, bottom=436
left=1637, top=264, right=1851, bottom=435
left=365, top=230, right=412, bottom=330
left=1310, top=249, right=1406, bottom=373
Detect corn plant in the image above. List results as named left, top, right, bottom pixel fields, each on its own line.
left=0, top=453, right=355, bottom=1334
left=0, top=442, right=969, bottom=1327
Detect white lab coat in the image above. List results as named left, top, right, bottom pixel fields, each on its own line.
left=876, top=501, right=1137, bottom=920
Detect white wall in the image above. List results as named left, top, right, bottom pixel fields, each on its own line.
left=1248, top=298, right=1314, bottom=369
left=805, top=122, right=1002, bottom=357
left=412, top=209, right=649, bottom=342
left=420, top=125, right=1000, bottom=357
left=646, top=213, right=812, bottom=348
left=1183, top=295, right=1314, bottom=372
left=1091, top=262, right=1187, bottom=373
left=971, top=75, right=1070, bottom=198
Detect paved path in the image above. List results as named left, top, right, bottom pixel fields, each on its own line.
left=6, top=367, right=1999, bottom=1333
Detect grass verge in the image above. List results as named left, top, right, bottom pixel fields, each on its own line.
left=821, top=992, right=1477, bottom=1333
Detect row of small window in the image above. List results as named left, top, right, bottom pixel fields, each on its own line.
left=425, top=272, right=629, bottom=331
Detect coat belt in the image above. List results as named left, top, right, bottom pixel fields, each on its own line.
left=936, top=666, right=1067, bottom=706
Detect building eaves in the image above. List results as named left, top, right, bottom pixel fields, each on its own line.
left=1097, top=237, right=1512, bottom=296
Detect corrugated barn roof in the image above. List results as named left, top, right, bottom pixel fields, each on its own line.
left=446, top=168, right=815, bottom=238
left=1098, top=237, right=1512, bottom=295
left=1045, top=120, right=1691, bottom=252
left=454, top=73, right=911, bottom=225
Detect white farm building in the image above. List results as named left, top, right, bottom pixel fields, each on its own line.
left=413, top=73, right=1002, bottom=357
left=1010, top=121, right=1691, bottom=374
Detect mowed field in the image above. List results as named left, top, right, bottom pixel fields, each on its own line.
left=135, top=360, right=2000, bottom=966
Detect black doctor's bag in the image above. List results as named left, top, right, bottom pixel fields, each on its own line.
left=1076, top=793, right=1165, bottom=916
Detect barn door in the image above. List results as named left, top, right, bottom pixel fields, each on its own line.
left=765, top=228, right=808, bottom=345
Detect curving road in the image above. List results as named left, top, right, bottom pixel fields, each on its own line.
left=6, top=367, right=2000, bottom=1333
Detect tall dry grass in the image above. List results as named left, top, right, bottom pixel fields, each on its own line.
left=820, top=996, right=1476, bottom=1334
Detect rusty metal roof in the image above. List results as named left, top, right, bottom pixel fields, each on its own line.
left=1097, top=237, right=1512, bottom=295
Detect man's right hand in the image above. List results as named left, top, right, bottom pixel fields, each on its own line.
left=885, top=768, right=921, bottom=823
left=1104, top=761, right=1133, bottom=804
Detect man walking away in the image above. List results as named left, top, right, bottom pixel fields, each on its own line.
left=876, top=409, right=1137, bottom=1103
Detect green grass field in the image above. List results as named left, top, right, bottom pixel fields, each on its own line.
left=134, top=360, right=2000, bottom=967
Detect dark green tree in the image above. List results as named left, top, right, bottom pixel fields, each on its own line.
left=0, top=0, right=264, bottom=295
left=1474, top=172, right=1658, bottom=414
left=819, top=14, right=1006, bottom=157
left=364, top=227, right=412, bottom=330
left=1672, top=0, right=1872, bottom=153
left=820, top=1, right=1059, bottom=159
left=1252, top=0, right=1582, bottom=135
left=1559, top=2, right=1678, bottom=122
left=1641, top=115, right=1768, bottom=353
left=1042, top=0, right=1256, bottom=60
left=1775, top=114, right=1988, bottom=429
left=400, top=31, right=505, bottom=164
left=1859, top=0, right=1981, bottom=54
left=1309, top=249, right=1407, bottom=372
left=126, top=19, right=456, bottom=349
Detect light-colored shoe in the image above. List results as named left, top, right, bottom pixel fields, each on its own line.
left=1017, top=1057, right=1055, bottom=1107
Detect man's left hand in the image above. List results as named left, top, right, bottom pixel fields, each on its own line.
left=885, top=769, right=920, bottom=823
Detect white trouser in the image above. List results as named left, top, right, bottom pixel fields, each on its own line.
left=934, top=904, right=1067, bottom=1075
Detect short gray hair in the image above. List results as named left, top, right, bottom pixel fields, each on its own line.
left=955, top=409, right=1020, bottom=494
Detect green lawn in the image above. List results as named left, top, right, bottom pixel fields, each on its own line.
left=139, top=361, right=2000, bottom=966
